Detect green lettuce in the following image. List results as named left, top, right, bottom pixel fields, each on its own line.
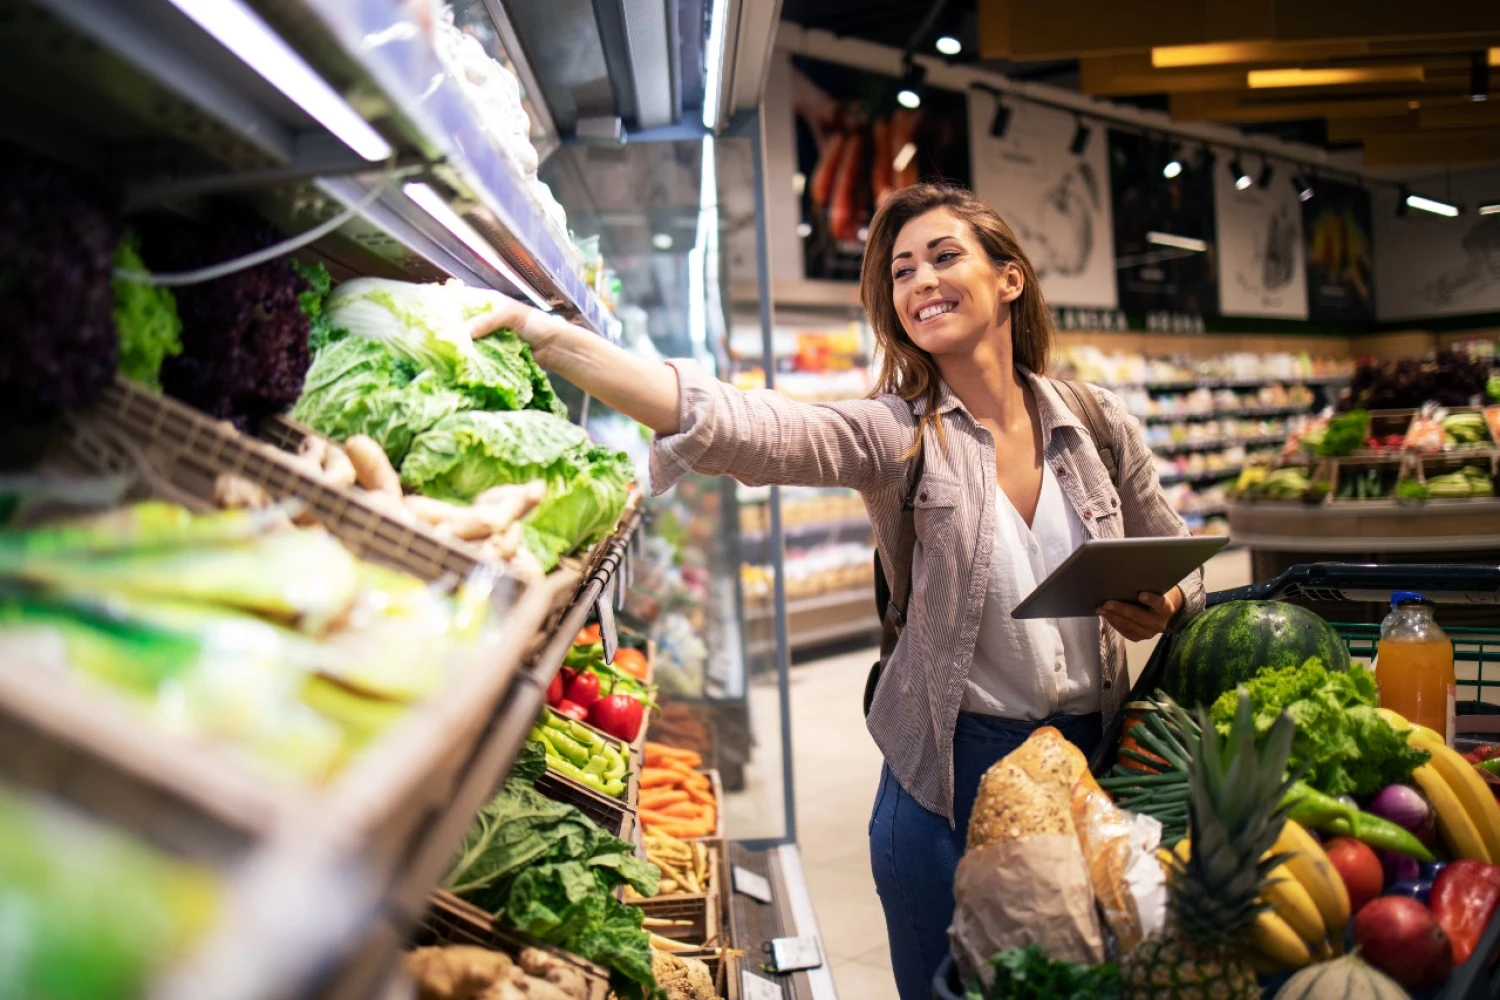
left=113, top=235, right=182, bottom=390
left=400, top=411, right=633, bottom=569
left=1210, top=657, right=1429, bottom=797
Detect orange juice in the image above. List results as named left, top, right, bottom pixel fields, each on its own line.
left=1375, top=597, right=1455, bottom=744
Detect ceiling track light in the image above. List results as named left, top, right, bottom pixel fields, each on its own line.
left=990, top=99, right=1012, bottom=139
left=1163, top=158, right=1183, bottom=179
left=1472, top=51, right=1491, bottom=101
left=1479, top=203, right=1500, bottom=216
left=1406, top=192, right=1461, bottom=217
left=1257, top=158, right=1274, bottom=190
left=1397, top=185, right=1410, bottom=217
left=935, top=35, right=962, bottom=56
left=1070, top=118, right=1091, bottom=156
left=897, top=60, right=926, bottom=110
left=1229, top=157, right=1252, bottom=191
left=1292, top=172, right=1314, bottom=202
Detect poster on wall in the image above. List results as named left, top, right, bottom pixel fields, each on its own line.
left=967, top=93, right=1117, bottom=308
left=1213, top=155, right=1309, bottom=319
left=1109, top=130, right=1219, bottom=315
left=1375, top=168, right=1500, bottom=321
left=790, top=55, right=971, bottom=282
left=1303, top=179, right=1375, bottom=322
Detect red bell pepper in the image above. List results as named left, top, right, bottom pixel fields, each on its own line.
left=546, top=670, right=565, bottom=707
left=553, top=699, right=590, bottom=722
left=587, top=694, right=644, bottom=743
left=564, top=670, right=601, bottom=707
left=1431, top=860, right=1500, bottom=965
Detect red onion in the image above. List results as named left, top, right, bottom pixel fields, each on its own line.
left=1381, top=850, right=1421, bottom=886
left=1369, top=784, right=1432, bottom=840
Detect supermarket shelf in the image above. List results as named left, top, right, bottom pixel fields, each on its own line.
left=741, top=516, right=873, bottom=546
left=1160, top=467, right=1242, bottom=487
left=1100, top=375, right=1348, bottom=392
left=1141, top=406, right=1310, bottom=424
left=1153, top=434, right=1287, bottom=456
left=13, top=0, right=616, bottom=336
left=1180, top=505, right=1229, bottom=520
left=746, top=587, right=873, bottom=621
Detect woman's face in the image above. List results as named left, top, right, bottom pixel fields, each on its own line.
left=889, top=207, right=1023, bottom=359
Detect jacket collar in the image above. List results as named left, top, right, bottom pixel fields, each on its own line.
left=911, top=367, right=1087, bottom=445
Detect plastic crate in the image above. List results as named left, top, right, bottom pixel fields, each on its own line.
left=1083, top=562, right=1500, bottom=1000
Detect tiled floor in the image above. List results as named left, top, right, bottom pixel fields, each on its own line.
left=787, top=547, right=1253, bottom=999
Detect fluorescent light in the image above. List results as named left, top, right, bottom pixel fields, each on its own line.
left=1248, top=66, right=1424, bottom=89
left=935, top=36, right=962, bottom=56
left=652, top=233, right=674, bottom=250
left=897, top=87, right=921, bottom=109
left=893, top=142, right=917, bottom=173
left=166, top=0, right=392, bottom=161
left=1406, top=193, right=1460, bottom=217
left=1147, top=231, right=1208, bottom=252
left=403, top=182, right=549, bottom=307
left=795, top=222, right=812, bottom=238
left=1162, top=160, right=1183, bottom=179
left=700, top=0, right=730, bottom=129
left=1479, top=203, right=1500, bottom=216
left=1235, top=175, right=1253, bottom=191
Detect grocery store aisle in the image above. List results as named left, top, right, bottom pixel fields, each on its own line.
left=787, top=548, right=1252, bottom=999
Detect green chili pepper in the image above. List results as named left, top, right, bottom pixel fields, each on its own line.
left=1284, top=781, right=1434, bottom=861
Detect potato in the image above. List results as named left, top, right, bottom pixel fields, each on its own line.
left=344, top=435, right=401, bottom=495
left=212, top=473, right=271, bottom=510
left=320, top=443, right=357, bottom=489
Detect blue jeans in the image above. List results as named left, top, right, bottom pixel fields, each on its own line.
left=868, top=711, right=1103, bottom=1000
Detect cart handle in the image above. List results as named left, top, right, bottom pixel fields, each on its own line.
left=1208, top=562, right=1500, bottom=608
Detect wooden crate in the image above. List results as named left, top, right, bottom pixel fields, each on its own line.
left=535, top=763, right=637, bottom=842
left=678, top=948, right=741, bottom=1000
left=415, top=891, right=612, bottom=1000
left=633, top=838, right=722, bottom=948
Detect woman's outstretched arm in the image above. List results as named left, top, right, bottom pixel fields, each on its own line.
left=469, top=295, right=682, bottom=434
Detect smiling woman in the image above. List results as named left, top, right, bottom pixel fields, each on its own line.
left=467, top=182, right=1206, bottom=1000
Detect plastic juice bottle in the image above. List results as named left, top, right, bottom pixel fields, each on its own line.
left=1375, top=595, right=1455, bottom=745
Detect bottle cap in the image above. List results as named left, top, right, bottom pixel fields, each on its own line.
left=1391, top=590, right=1424, bottom=607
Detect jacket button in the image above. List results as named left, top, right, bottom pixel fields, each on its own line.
left=1111, top=498, right=1118, bottom=508
left=1083, top=510, right=1093, bottom=519
left=1056, top=467, right=1067, bottom=477
left=919, top=491, right=928, bottom=502
left=1103, top=680, right=1112, bottom=690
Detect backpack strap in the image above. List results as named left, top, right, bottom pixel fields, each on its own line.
left=881, top=441, right=926, bottom=657
left=1050, top=378, right=1120, bottom=488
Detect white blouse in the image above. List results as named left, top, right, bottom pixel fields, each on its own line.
left=961, top=463, right=1104, bottom=720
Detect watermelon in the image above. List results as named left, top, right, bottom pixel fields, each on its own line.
left=1160, top=600, right=1350, bottom=708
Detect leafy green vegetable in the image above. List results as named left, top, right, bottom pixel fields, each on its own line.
left=1303, top=410, right=1370, bottom=458
left=1209, top=657, right=1429, bottom=797
left=444, top=766, right=659, bottom=999
left=1397, top=477, right=1429, bottom=502
left=964, top=946, right=1121, bottom=1000
left=401, top=412, right=633, bottom=570
left=512, top=738, right=549, bottom=782
left=113, top=235, right=182, bottom=389
left=291, top=259, right=344, bottom=353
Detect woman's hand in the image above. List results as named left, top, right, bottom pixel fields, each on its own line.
left=465, top=291, right=568, bottom=361
left=1099, top=587, right=1182, bottom=642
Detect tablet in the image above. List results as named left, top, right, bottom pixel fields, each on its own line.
left=1010, top=536, right=1229, bottom=620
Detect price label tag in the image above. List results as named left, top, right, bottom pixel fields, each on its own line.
left=595, top=591, right=618, bottom=663
left=733, top=865, right=773, bottom=903
left=740, top=970, right=782, bottom=1000
left=770, top=936, right=823, bottom=972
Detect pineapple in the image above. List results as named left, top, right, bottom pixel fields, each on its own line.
left=1121, top=693, right=1297, bottom=999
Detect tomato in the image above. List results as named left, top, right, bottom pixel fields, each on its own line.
left=553, top=700, right=590, bottom=722
left=546, top=670, right=564, bottom=707
left=564, top=670, right=601, bottom=707
left=612, top=647, right=649, bottom=681
left=1326, top=837, right=1385, bottom=915
left=575, top=624, right=602, bottom=646
left=588, top=694, right=644, bottom=742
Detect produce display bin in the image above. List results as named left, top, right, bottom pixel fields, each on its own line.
left=1083, top=562, right=1500, bottom=1000
left=535, top=763, right=638, bottom=842
left=416, top=891, right=613, bottom=1000
left=679, top=948, right=741, bottom=1000
left=632, top=842, right=722, bottom=947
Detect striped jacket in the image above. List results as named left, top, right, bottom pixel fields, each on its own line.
left=649, top=360, right=1207, bottom=821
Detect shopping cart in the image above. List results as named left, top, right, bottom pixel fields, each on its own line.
left=934, top=562, right=1500, bottom=1000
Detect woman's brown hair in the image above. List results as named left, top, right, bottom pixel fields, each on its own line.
left=859, top=182, right=1054, bottom=453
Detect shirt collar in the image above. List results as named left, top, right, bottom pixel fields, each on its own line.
left=912, top=368, right=1087, bottom=445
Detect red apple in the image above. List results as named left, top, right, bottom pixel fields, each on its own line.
left=1353, top=896, right=1452, bottom=990
left=1325, top=836, right=1384, bottom=914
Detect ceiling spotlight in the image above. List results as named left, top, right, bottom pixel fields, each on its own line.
left=1070, top=119, right=1091, bottom=156
left=1230, top=157, right=1252, bottom=191
left=1472, top=51, right=1491, bottom=101
left=651, top=232, right=674, bottom=250
left=1479, top=203, right=1500, bottom=216
left=1163, top=159, right=1183, bottom=179
left=990, top=100, right=1012, bottom=139
left=935, top=35, right=962, bottom=56
left=1292, top=173, right=1314, bottom=201
left=897, top=61, right=926, bottom=109
left=1257, top=159, right=1274, bottom=189
left=1406, top=192, right=1460, bottom=217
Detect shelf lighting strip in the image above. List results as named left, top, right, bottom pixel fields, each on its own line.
left=403, top=182, right=552, bottom=310
left=166, top=0, right=392, bottom=161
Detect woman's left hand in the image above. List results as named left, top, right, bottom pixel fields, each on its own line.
left=1099, top=588, right=1183, bottom=641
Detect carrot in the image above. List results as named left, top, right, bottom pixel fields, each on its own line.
left=640, top=768, right=682, bottom=789
left=810, top=132, right=847, bottom=206
left=661, top=802, right=704, bottom=819
left=644, top=742, right=702, bottom=765
left=640, top=789, right=689, bottom=809
left=639, top=808, right=684, bottom=827
left=650, top=821, right=714, bottom=839
left=685, top=785, right=715, bottom=807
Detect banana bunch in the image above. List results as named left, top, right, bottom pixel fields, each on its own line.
left=1425, top=466, right=1495, bottom=499
left=1165, top=822, right=1352, bottom=972
left=1260, top=468, right=1311, bottom=501
left=1442, top=412, right=1489, bottom=447
left=1378, top=708, right=1500, bottom=865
